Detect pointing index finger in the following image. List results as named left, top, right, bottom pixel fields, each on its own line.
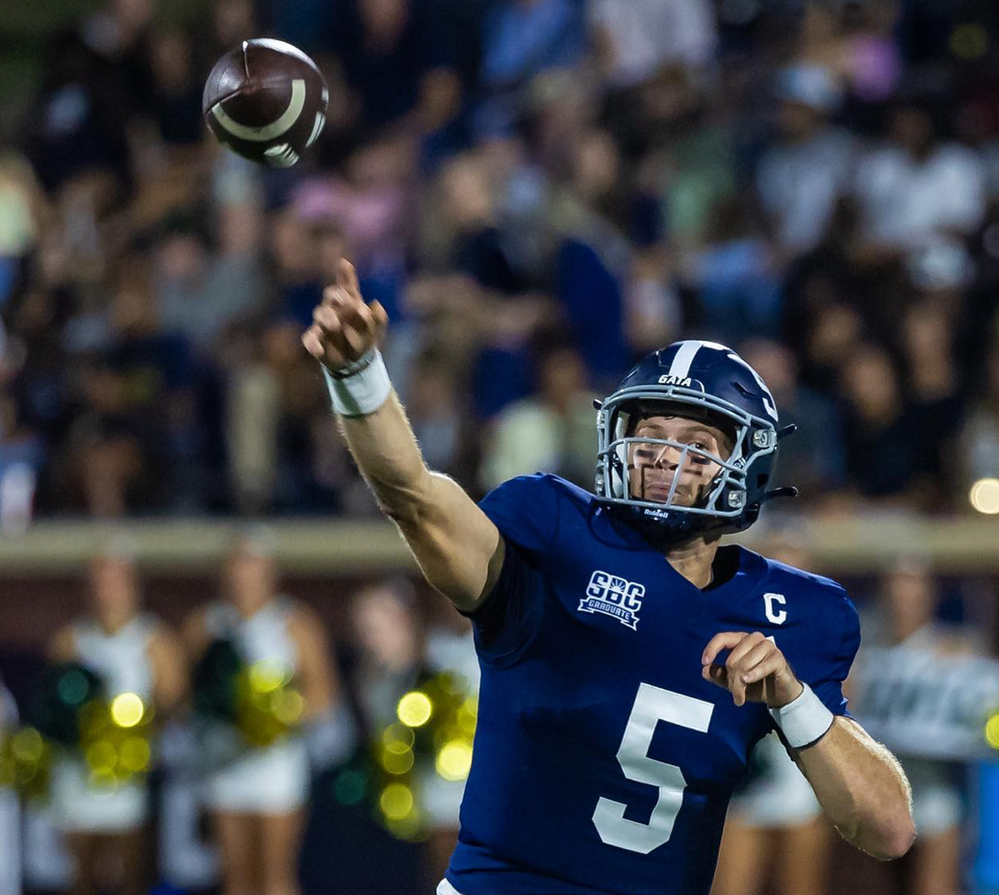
left=337, top=257, right=361, bottom=300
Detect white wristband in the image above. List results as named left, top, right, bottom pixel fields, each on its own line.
left=322, top=349, right=391, bottom=417
left=769, top=682, right=834, bottom=749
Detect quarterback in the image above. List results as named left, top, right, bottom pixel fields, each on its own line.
left=303, top=261, right=914, bottom=895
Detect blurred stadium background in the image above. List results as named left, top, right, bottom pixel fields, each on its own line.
left=1, top=0, right=999, bottom=894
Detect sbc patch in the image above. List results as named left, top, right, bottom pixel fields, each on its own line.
left=578, top=571, right=645, bottom=630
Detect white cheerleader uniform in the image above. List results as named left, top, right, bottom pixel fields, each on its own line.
left=49, top=614, right=157, bottom=833
left=726, top=731, right=821, bottom=828
left=202, top=598, right=310, bottom=814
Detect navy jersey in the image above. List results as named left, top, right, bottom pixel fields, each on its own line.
left=446, top=475, right=860, bottom=895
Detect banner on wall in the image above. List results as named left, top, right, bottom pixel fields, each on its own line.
left=850, top=644, right=999, bottom=760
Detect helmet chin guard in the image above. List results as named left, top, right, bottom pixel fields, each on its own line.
left=594, top=342, right=797, bottom=545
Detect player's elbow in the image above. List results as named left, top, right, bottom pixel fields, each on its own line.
left=858, top=810, right=916, bottom=861
left=881, top=813, right=916, bottom=860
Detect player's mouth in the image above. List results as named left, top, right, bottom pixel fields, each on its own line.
left=644, top=481, right=680, bottom=500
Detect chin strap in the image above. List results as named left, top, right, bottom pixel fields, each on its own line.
left=760, top=486, right=799, bottom=504
left=758, top=425, right=799, bottom=506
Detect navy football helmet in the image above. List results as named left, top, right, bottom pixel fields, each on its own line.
left=595, top=340, right=797, bottom=544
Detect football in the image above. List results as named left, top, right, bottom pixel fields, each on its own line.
left=203, top=38, right=329, bottom=168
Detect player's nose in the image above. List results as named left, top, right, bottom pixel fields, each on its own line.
left=653, top=443, right=685, bottom=469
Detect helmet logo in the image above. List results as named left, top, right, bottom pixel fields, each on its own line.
left=658, top=375, right=692, bottom=387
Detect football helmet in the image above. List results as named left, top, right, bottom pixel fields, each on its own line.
left=595, top=340, right=797, bottom=544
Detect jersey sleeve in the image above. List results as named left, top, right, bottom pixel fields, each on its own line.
left=464, top=475, right=562, bottom=665
left=800, top=585, right=862, bottom=717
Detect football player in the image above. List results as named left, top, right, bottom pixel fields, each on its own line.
left=302, top=260, right=915, bottom=895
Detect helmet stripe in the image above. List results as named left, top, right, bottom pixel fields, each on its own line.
left=666, top=341, right=703, bottom=379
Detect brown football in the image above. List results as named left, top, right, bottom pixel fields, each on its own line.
left=203, top=38, right=328, bottom=167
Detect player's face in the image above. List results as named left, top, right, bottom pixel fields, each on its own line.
left=627, top=415, right=734, bottom=507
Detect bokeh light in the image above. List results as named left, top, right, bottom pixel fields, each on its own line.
left=86, top=741, right=117, bottom=773
left=380, top=746, right=415, bottom=775
left=119, top=737, right=152, bottom=772
left=272, top=690, right=304, bottom=725
left=950, top=23, right=988, bottom=59
left=11, top=728, right=44, bottom=763
left=969, top=478, right=999, bottom=514
left=333, top=769, right=366, bottom=805
left=57, top=670, right=90, bottom=706
left=397, top=691, right=433, bottom=727
left=986, top=714, right=999, bottom=750
left=249, top=659, right=288, bottom=693
left=110, top=692, right=145, bottom=728
left=436, top=741, right=473, bottom=781
left=379, top=783, right=415, bottom=820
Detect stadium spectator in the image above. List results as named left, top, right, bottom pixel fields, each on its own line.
left=588, top=0, right=717, bottom=89
left=474, top=0, right=587, bottom=138
left=479, top=339, right=596, bottom=490
left=738, top=339, right=844, bottom=500
left=756, top=64, right=855, bottom=257
left=838, top=341, right=934, bottom=506
left=853, top=99, right=987, bottom=251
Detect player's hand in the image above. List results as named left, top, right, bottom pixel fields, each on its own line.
left=301, top=258, right=388, bottom=371
left=701, top=632, right=804, bottom=709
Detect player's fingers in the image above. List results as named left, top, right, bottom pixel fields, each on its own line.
left=302, top=326, right=325, bottom=360
left=337, top=258, right=362, bottom=299
left=701, top=632, right=748, bottom=667
left=339, top=322, right=367, bottom=358
left=341, top=299, right=375, bottom=337
left=702, top=663, right=728, bottom=687
left=741, top=652, right=785, bottom=686
left=303, top=325, right=346, bottom=368
left=737, top=641, right=780, bottom=682
left=369, top=300, right=389, bottom=339
left=313, top=304, right=343, bottom=334
left=724, top=632, right=768, bottom=671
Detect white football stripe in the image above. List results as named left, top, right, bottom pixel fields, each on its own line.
left=306, top=111, right=325, bottom=147
left=211, top=78, right=306, bottom=142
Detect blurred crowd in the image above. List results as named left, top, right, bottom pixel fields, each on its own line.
left=3, top=0, right=999, bottom=521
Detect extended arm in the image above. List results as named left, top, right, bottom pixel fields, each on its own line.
left=793, top=716, right=914, bottom=860
left=302, top=259, right=504, bottom=612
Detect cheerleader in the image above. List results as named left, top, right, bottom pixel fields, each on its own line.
left=47, top=548, right=186, bottom=895
left=184, top=533, right=339, bottom=895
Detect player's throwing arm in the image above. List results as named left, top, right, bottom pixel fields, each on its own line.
left=301, top=259, right=504, bottom=612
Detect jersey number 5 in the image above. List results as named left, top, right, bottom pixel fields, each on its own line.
left=592, top=683, right=714, bottom=854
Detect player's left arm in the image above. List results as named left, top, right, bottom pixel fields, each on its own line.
left=703, top=631, right=915, bottom=861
